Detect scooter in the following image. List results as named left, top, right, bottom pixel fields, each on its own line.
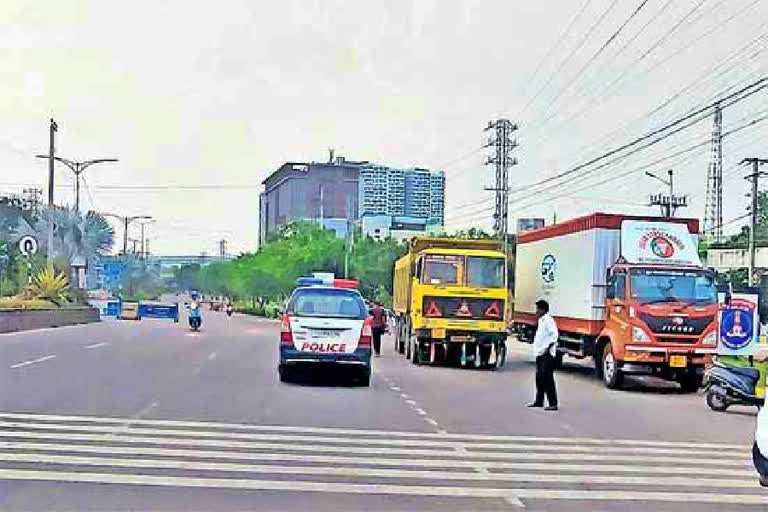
left=704, top=358, right=764, bottom=411
left=188, top=302, right=202, bottom=331
left=226, top=304, right=233, bottom=317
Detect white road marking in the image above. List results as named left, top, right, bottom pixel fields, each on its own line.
left=505, top=496, right=526, bottom=508
left=0, top=430, right=751, bottom=466
left=85, top=342, right=107, bottom=349
left=207, top=352, right=217, bottom=361
left=0, top=440, right=754, bottom=477
left=0, top=411, right=748, bottom=451
left=391, top=386, right=401, bottom=391
left=0, top=420, right=747, bottom=458
left=399, top=393, right=409, bottom=399
left=405, top=399, right=417, bottom=406
left=9, top=355, right=56, bottom=369
left=103, top=401, right=159, bottom=439
left=0, top=468, right=765, bottom=505
left=414, top=408, right=428, bottom=416
left=425, top=418, right=439, bottom=426
left=0, top=452, right=755, bottom=489
left=438, top=429, right=448, bottom=435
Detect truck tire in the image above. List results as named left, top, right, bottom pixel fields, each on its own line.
left=602, top=342, right=623, bottom=389
left=678, top=373, right=704, bottom=393
left=411, top=339, right=421, bottom=365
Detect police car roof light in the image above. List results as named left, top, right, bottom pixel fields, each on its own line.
left=333, top=279, right=358, bottom=289
left=296, top=277, right=324, bottom=287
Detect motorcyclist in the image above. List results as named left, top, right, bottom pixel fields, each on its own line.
left=188, top=293, right=202, bottom=330
left=755, top=348, right=768, bottom=487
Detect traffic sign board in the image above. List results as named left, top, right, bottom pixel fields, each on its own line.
left=18, top=235, right=38, bottom=256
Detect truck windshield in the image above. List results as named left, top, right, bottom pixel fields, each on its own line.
left=422, top=254, right=464, bottom=285
left=466, top=257, right=505, bottom=288
left=629, top=269, right=717, bottom=305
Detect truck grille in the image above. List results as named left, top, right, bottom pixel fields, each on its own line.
left=656, top=336, right=698, bottom=345
left=639, top=314, right=714, bottom=336
left=423, top=296, right=504, bottom=321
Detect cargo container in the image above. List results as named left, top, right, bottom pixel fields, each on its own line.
left=513, top=213, right=718, bottom=391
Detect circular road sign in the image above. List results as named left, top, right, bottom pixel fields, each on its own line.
left=18, top=235, right=39, bottom=256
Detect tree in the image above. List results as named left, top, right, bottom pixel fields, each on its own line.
left=721, top=191, right=768, bottom=247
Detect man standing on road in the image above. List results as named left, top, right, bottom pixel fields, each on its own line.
left=370, top=300, right=387, bottom=357
left=528, top=299, right=559, bottom=411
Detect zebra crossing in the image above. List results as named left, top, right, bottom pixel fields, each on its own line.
left=0, top=410, right=766, bottom=507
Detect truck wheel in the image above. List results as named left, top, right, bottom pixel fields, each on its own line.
left=706, top=386, right=729, bottom=411
left=602, top=343, right=623, bottom=389
left=678, top=373, right=704, bottom=393
left=411, top=340, right=421, bottom=365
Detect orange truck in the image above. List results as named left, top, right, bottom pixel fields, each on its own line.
left=513, top=213, right=719, bottom=391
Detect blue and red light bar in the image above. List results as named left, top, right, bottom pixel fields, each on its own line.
left=295, top=277, right=358, bottom=289
left=332, top=279, right=358, bottom=289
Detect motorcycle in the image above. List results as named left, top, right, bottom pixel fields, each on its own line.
left=704, top=358, right=764, bottom=411
left=226, top=304, right=233, bottom=317
left=188, top=302, right=202, bottom=331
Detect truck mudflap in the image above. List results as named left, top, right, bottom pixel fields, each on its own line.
left=411, top=330, right=507, bottom=369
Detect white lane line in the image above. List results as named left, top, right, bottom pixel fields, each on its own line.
left=0, top=420, right=745, bottom=458
left=438, top=429, right=448, bottom=435
left=399, top=393, right=409, bottom=399
left=0, top=453, right=757, bottom=489
left=207, top=352, right=217, bottom=361
left=0, top=441, right=754, bottom=477
left=85, top=342, right=107, bottom=349
left=0, top=469, right=766, bottom=505
left=391, top=386, right=401, bottom=392
left=9, top=355, right=56, bottom=369
left=425, top=418, right=439, bottom=427
left=0, top=411, right=748, bottom=451
left=0, top=430, right=752, bottom=466
left=414, top=408, right=428, bottom=416
left=104, top=401, right=159, bottom=439
left=405, top=399, right=417, bottom=406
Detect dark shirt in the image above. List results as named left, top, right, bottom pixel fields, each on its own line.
left=371, top=306, right=386, bottom=329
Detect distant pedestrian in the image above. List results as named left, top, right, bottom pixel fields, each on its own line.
left=527, top=299, right=559, bottom=411
left=370, top=300, right=387, bottom=357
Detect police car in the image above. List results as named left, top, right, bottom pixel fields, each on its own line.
left=278, top=277, right=372, bottom=386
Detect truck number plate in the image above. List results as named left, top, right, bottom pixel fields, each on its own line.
left=669, top=355, right=687, bottom=368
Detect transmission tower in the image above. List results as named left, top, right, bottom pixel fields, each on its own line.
left=704, top=103, right=723, bottom=240
left=484, top=119, right=518, bottom=239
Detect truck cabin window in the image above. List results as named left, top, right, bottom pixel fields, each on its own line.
left=629, top=269, right=717, bottom=305
left=466, top=257, right=505, bottom=288
left=423, top=255, right=461, bottom=285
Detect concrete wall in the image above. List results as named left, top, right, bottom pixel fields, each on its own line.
left=0, top=308, right=100, bottom=334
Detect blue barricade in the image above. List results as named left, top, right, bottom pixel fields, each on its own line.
left=138, top=302, right=180, bottom=322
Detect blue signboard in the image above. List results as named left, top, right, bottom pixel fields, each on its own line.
left=138, top=303, right=179, bottom=322
left=718, top=294, right=759, bottom=355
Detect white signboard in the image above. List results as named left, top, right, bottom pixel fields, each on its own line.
left=17, top=235, right=38, bottom=256
left=718, top=293, right=760, bottom=356
left=620, top=221, right=700, bottom=266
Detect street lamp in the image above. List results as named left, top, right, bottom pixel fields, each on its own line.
left=645, top=169, right=674, bottom=197
left=103, top=213, right=152, bottom=255
left=35, top=155, right=118, bottom=212
left=138, top=219, right=156, bottom=259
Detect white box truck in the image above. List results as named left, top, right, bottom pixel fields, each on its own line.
left=513, top=213, right=719, bottom=391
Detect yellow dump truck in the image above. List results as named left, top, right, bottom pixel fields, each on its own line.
left=392, top=237, right=509, bottom=368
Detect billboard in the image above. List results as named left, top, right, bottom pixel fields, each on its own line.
left=517, top=218, right=545, bottom=233
left=718, top=293, right=760, bottom=356
left=620, top=220, right=701, bottom=266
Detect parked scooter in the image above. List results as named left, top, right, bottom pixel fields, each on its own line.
left=705, top=357, right=765, bottom=411
left=188, top=301, right=202, bottom=331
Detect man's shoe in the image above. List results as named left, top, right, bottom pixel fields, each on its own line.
left=545, top=405, right=559, bottom=411
left=527, top=403, right=543, bottom=408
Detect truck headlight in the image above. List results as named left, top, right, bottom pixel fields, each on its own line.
left=702, top=331, right=717, bottom=346
left=632, top=326, right=651, bottom=343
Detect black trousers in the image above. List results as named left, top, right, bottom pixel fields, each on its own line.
left=535, top=352, right=558, bottom=406
left=372, top=327, right=384, bottom=355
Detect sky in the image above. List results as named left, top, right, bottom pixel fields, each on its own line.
left=1, top=0, right=767, bottom=255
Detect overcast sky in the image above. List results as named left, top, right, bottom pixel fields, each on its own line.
left=1, top=0, right=767, bottom=255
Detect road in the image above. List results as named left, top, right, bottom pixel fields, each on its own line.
left=0, top=311, right=765, bottom=511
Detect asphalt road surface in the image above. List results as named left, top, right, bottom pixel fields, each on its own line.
left=1, top=311, right=765, bottom=511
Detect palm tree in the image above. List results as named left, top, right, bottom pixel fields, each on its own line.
left=34, top=207, right=115, bottom=289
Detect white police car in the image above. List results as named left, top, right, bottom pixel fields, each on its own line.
left=278, top=277, right=372, bottom=386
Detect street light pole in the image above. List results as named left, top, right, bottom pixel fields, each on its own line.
left=138, top=219, right=156, bottom=260
left=103, top=214, right=152, bottom=256
left=35, top=156, right=118, bottom=212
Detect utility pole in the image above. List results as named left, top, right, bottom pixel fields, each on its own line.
left=218, top=239, right=228, bottom=258
left=704, top=103, right=723, bottom=241
left=103, top=214, right=152, bottom=255
left=35, top=155, right=118, bottom=212
left=47, top=119, right=57, bottom=206
left=646, top=169, right=687, bottom=217
left=130, top=238, right=139, bottom=255
left=484, top=119, right=518, bottom=239
left=139, top=220, right=156, bottom=260
left=742, top=157, right=768, bottom=286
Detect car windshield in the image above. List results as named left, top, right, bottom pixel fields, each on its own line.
left=466, top=257, right=505, bottom=288
left=287, top=289, right=365, bottom=319
left=630, top=269, right=717, bottom=305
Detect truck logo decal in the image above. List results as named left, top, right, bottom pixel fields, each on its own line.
left=454, top=300, right=473, bottom=317
left=541, top=254, right=556, bottom=283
